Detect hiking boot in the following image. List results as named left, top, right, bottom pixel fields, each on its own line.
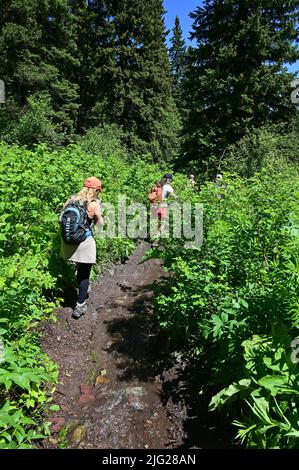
left=72, top=301, right=87, bottom=319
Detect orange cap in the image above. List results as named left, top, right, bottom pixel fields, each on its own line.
left=84, top=177, right=102, bottom=191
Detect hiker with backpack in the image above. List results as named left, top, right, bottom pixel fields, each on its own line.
left=148, top=173, right=177, bottom=245
left=188, top=174, right=199, bottom=191
left=162, top=173, right=177, bottom=202
left=188, top=174, right=196, bottom=188
left=59, top=177, right=103, bottom=319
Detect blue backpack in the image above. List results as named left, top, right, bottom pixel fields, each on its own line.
left=59, top=201, right=90, bottom=244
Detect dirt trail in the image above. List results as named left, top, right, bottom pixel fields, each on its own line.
left=41, top=242, right=235, bottom=449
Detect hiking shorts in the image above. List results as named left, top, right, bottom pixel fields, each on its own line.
left=150, top=205, right=167, bottom=220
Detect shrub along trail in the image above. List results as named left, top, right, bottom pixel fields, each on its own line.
left=40, top=242, right=235, bottom=449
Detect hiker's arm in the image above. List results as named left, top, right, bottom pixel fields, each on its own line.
left=168, top=187, right=178, bottom=200
left=93, top=201, right=104, bottom=228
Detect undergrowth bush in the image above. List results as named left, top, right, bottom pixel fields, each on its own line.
left=223, top=126, right=299, bottom=177
left=0, top=137, right=166, bottom=448
left=155, top=161, right=299, bottom=448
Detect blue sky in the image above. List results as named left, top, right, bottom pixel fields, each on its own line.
left=163, top=0, right=298, bottom=75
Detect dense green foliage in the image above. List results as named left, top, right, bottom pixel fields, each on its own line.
left=155, top=160, right=299, bottom=448
left=0, top=0, right=79, bottom=141
left=0, top=0, right=179, bottom=160
left=181, top=0, right=298, bottom=174
left=0, top=0, right=298, bottom=451
left=169, top=16, right=187, bottom=113
left=0, top=133, right=166, bottom=448
left=223, top=125, right=299, bottom=177
left=96, top=0, right=180, bottom=161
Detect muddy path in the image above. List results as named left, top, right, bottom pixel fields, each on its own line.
left=40, top=242, right=235, bottom=449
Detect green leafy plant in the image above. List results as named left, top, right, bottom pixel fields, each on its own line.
left=0, top=137, right=168, bottom=447
left=155, top=159, right=299, bottom=448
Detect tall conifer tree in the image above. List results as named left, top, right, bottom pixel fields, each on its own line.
left=69, top=0, right=113, bottom=132
left=169, top=16, right=187, bottom=108
left=182, top=0, right=299, bottom=174
left=93, top=0, right=180, bottom=161
left=0, top=0, right=79, bottom=137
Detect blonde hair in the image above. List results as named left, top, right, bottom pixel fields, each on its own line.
left=66, top=187, right=99, bottom=207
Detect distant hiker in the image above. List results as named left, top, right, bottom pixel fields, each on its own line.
left=148, top=173, right=177, bottom=246
left=162, top=173, right=177, bottom=202
left=188, top=174, right=196, bottom=188
left=214, top=173, right=223, bottom=185
left=59, top=177, right=103, bottom=319
left=148, top=180, right=163, bottom=205
left=214, top=173, right=226, bottom=199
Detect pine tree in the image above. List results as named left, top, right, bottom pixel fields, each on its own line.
left=91, top=0, right=180, bottom=161
left=182, top=0, right=299, bottom=175
left=169, top=16, right=187, bottom=108
left=69, top=0, right=113, bottom=133
left=0, top=0, right=79, bottom=141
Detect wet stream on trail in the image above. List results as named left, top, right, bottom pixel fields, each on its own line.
left=41, top=242, right=236, bottom=449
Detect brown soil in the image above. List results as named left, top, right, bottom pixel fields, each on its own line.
left=40, top=242, right=236, bottom=449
